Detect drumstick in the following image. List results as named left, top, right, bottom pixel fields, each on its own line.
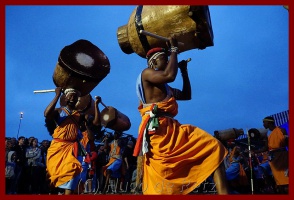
left=95, top=96, right=108, bottom=109
left=139, top=30, right=184, bottom=47
left=33, top=89, right=55, bottom=93
left=101, top=102, right=108, bottom=109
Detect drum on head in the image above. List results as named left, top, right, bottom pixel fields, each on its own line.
left=53, top=39, right=110, bottom=96
left=117, top=5, right=214, bottom=58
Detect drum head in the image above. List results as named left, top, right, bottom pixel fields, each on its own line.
left=58, top=39, right=110, bottom=81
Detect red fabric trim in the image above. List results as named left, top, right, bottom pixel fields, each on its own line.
left=73, top=141, right=78, bottom=158
left=133, top=104, right=156, bottom=156
left=133, top=115, right=150, bottom=157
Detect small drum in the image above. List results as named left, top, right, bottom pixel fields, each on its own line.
left=214, top=128, right=244, bottom=141
left=248, top=128, right=268, bottom=140
left=53, top=39, right=110, bottom=96
left=59, top=94, right=95, bottom=116
left=100, top=106, right=131, bottom=132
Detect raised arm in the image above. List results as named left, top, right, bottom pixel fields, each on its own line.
left=143, top=36, right=179, bottom=85
left=171, top=59, right=192, bottom=100
left=80, top=114, right=95, bottom=141
left=92, top=96, right=102, bottom=126
left=44, top=87, right=62, bottom=119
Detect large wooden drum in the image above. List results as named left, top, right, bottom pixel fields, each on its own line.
left=53, top=39, right=110, bottom=96
left=117, top=6, right=214, bottom=58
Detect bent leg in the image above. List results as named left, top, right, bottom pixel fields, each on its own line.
left=212, top=161, right=229, bottom=194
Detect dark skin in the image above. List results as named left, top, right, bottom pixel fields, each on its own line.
left=258, top=119, right=288, bottom=194
left=44, top=87, right=102, bottom=194
left=254, top=120, right=288, bottom=154
left=82, top=96, right=102, bottom=141
left=44, top=87, right=102, bottom=126
left=92, top=96, right=102, bottom=127
left=142, top=36, right=191, bottom=103
left=140, top=36, right=228, bottom=194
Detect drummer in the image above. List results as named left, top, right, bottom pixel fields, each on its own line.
left=44, top=87, right=102, bottom=195
left=134, top=36, right=228, bottom=194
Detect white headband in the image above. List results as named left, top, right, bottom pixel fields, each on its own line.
left=148, top=52, right=165, bottom=68
left=64, top=88, right=81, bottom=97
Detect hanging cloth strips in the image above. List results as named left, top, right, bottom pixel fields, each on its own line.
left=134, top=104, right=159, bottom=156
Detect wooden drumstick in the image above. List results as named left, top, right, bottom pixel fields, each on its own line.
left=95, top=96, right=108, bottom=109
left=33, top=89, right=55, bottom=93
left=139, top=30, right=185, bottom=47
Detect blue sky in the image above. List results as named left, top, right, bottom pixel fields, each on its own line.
left=5, top=5, right=289, bottom=142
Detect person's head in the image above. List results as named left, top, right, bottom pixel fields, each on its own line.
left=64, top=88, right=81, bottom=108
left=28, top=136, right=35, bottom=144
left=31, top=138, right=38, bottom=147
left=10, top=137, right=17, bottom=146
left=263, top=116, right=275, bottom=129
left=18, top=136, right=25, bottom=145
left=41, top=140, right=50, bottom=148
left=146, top=48, right=169, bottom=70
left=5, top=137, right=11, bottom=145
left=229, top=146, right=241, bottom=162
left=6, top=139, right=12, bottom=149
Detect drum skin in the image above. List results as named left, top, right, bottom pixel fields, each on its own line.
left=100, top=106, right=131, bottom=132
left=53, top=39, right=110, bottom=96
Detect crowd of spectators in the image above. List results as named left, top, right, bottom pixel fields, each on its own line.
left=5, top=134, right=138, bottom=195
left=5, top=134, right=281, bottom=195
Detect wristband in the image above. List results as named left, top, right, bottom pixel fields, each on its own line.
left=170, top=46, right=179, bottom=53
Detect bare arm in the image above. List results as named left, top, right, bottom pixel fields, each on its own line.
left=92, top=96, right=102, bottom=126
left=141, top=36, right=179, bottom=103
left=84, top=116, right=95, bottom=141
left=124, top=157, right=129, bottom=169
left=280, top=127, right=288, bottom=146
left=171, top=60, right=191, bottom=100
left=143, top=36, right=179, bottom=85
left=44, top=87, right=62, bottom=119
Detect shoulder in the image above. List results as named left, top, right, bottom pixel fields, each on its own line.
left=279, top=127, right=288, bottom=135
left=142, top=67, right=158, bottom=78
left=141, top=68, right=152, bottom=77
